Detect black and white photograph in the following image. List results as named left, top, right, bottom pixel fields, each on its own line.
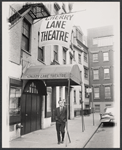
left=2, top=1, right=120, bottom=148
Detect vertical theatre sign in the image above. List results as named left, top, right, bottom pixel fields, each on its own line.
left=40, top=13, right=74, bottom=49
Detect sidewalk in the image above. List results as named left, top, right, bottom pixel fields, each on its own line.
left=9, top=113, right=101, bottom=148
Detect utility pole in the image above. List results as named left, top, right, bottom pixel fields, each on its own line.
left=91, top=87, right=94, bottom=126
left=65, top=79, right=71, bottom=147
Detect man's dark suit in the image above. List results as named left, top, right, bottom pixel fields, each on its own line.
left=55, top=106, right=67, bottom=143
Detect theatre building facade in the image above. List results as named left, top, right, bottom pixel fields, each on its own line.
left=5, top=2, right=89, bottom=142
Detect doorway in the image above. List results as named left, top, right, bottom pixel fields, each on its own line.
left=21, top=81, right=43, bottom=135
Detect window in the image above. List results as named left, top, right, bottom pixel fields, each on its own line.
left=84, top=68, right=88, bottom=79
left=54, top=2, right=61, bottom=11
left=95, top=105, right=100, bottom=112
left=62, top=3, right=66, bottom=13
left=85, top=105, right=89, bottom=109
left=78, top=54, right=81, bottom=64
left=94, top=87, right=100, bottom=99
left=38, top=32, right=44, bottom=62
left=9, top=87, right=21, bottom=116
left=103, top=52, right=109, bottom=61
left=46, top=92, right=52, bottom=112
left=54, top=45, right=58, bottom=61
left=74, top=90, right=76, bottom=104
left=45, top=91, right=52, bottom=117
left=63, top=47, right=67, bottom=64
left=79, top=91, right=82, bottom=103
left=70, top=31, right=74, bottom=49
left=70, top=55, right=72, bottom=64
left=85, top=86, right=89, bottom=98
left=93, top=53, right=98, bottom=62
left=106, top=104, right=111, bottom=107
left=84, top=52, right=87, bottom=62
left=24, top=82, right=38, bottom=93
left=93, top=69, right=99, bottom=80
left=104, top=68, right=110, bottom=79
left=22, top=19, right=30, bottom=52
left=105, top=86, right=111, bottom=98
left=76, top=29, right=83, bottom=42
left=38, top=47, right=44, bottom=62
left=73, top=51, right=75, bottom=60
left=93, top=36, right=113, bottom=47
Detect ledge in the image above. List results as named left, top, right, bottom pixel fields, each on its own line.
left=22, top=49, right=31, bottom=56
left=37, top=59, right=45, bottom=65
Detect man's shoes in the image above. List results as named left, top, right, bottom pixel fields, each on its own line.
left=61, top=140, right=64, bottom=144
left=58, top=141, right=60, bottom=144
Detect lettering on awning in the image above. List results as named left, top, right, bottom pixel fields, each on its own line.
left=24, top=73, right=69, bottom=79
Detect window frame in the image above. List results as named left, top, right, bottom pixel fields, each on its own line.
left=70, top=54, right=72, bottom=64
left=93, top=53, right=98, bottom=62
left=84, top=52, right=87, bottom=62
left=70, top=31, right=74, bottom=50
left=93, top=69, right=99, bottom=80
left=24, top=82, right=39, bottom=94
left=78, top=53, right=81, bottom=64
left=105, top=86, right=111, bottom=99
left=93, top=36, right=113, bottom=47
left=103, top=52, right=109, bottom=62
left=21, top=19, right=31, bottom=53
left=104, top=68, right=110, bottom=79
left=85, top=85, right=89, bottom=98
left=105, top=104, right=111, bottom=107
left=73, top=51, right=75, bottom=60
left=95, top=104, right=100, bottom=112
left=9, top=86, right=21, bottom=116
left=74, top=90, right=76, bottom=104
left=45, top=91, right=52, bottom=118
left=76, top=29, right=83, bottom=42
left=54, top=45, right=58, bottom=62
left=79, top=91, right=82, bottom=104
left=94, top=87, right=100, bottom=99
left=38, top=46, right=45, bottom=62
left=63, top=47, right=67, bottom=64
left=84, top=67, right=88, bottom=79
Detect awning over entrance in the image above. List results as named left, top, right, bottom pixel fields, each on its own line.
left=21, top=64, right=82, bottom=86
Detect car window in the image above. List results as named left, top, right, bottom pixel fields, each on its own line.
left=104, top=108, right=107, bottom=112
left=106, top=108, right=114, bottom=113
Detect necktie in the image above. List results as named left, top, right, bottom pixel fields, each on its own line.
left=60, top=107, right=63, bottom=113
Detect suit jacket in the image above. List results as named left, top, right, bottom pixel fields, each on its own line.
left=55, top=106, right=67, bottom=123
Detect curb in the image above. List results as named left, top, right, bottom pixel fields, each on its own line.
left=82, top=122, right=102, bottom=148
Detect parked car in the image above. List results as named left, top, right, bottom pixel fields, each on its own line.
left=100, top=107, right=115, bottom=124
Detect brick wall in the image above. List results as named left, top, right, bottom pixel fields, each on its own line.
left=9, top=21, right=22, bottom=64
left=87, top=26, right=114, bottom=105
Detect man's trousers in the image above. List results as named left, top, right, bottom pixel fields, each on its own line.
left=56, top=122, right=65, bottom=142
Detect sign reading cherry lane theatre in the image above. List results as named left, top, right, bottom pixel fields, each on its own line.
left=25, top=73, right=69, bottom=79
left=40, top=13, right=75, bottom=48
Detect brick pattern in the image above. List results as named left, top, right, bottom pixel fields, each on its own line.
left=87, top=26, right=114, bottom=111
left=9, top=21, right=22, bottom=64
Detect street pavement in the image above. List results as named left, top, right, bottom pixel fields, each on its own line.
left=9, top=113, right=101, bottom=148
left=85, top=123, right=115, bottom=148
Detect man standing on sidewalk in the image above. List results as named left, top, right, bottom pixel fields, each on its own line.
left=55, top=100, right=67, bottom=144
